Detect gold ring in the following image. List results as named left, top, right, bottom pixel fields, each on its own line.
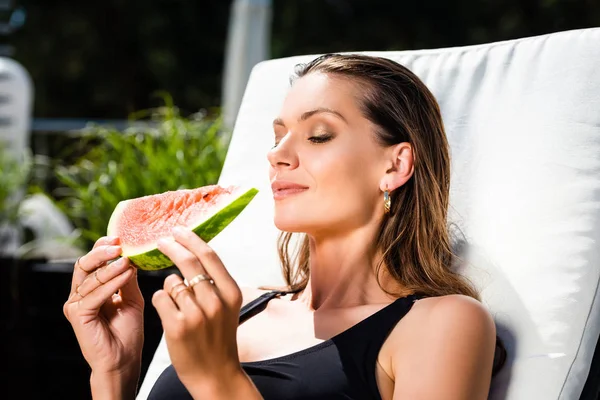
left=94, top=270, right=106, bottom=285
left=75, top=256, right=90, bottom=273
left=171, top=283, right=190, bottom=300
left=169, top=281, right=187, bottom=298
left=75, top=285, right=84, bottom=298
left=185, top=273, right=214, bottom=288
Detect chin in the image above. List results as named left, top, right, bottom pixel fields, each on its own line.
left=274, top=212, right=339, bottom=237
left=273, top=216, right=309, bottom=233
left=271, top=196, right=338, bottom=234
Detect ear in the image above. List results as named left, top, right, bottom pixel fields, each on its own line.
left=379, top=142, right=414, bottom=192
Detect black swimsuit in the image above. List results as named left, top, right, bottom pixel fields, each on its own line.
left=147, top=292, right=421, bottom=400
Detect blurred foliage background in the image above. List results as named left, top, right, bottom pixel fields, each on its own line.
left=9, top=0, right=600, bottom=119
left=52, top=97, right=229, bottom=249
left=2, top=0, right=599, bottom=251
left=0, top=142, right=30, bottom=225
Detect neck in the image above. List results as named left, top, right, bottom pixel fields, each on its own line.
left=294, top=225, right=406, bottom=311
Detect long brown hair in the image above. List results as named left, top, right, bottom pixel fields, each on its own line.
left=275, top=53, right=506, bottom=376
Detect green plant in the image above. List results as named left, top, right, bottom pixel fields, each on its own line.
left=0, top=142, right=32, bottom=254
left=53, top=97, right=231, bottom=250
left=0, top=142, right=31, bottom=225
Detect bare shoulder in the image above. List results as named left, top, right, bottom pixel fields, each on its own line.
left=412, top=294, right=495, bottom=331
left=385, top=295, right=497, bottom=399
left=397, top=294, right=496, bottom=352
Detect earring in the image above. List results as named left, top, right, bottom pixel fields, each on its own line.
left=384, top=185, right=391, bottom=214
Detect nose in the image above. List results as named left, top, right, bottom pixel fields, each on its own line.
left=267, top=133, right=299, bottom=171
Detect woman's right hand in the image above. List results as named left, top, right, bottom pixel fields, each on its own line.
left=63, top=236, right=144, bottom=380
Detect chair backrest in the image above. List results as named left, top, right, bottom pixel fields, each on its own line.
left=137, top=28, right=600, bottom=400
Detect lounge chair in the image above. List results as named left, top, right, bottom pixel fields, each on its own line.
left=137, top=28, right=600, bottom=400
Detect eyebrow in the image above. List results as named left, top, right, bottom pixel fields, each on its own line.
left=273, top=107, right=347, bottom=127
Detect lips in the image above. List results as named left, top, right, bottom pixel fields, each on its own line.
left=271, top=181, right=308, bottom=191
left=271, top=180, right=309, bottom=199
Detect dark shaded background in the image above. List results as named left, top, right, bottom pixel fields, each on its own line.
left=9, top=0, right=600, bottom=119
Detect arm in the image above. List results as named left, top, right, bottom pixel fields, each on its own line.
left=151, top=227, right=265, bottom=400
left=392, top=295, right=497, bottom=400
left=90, top=368, right=141, bottom=400
left=186, top=368, right=263, bottom=400
left=62, top=236, right=144, bottom=400
left=136, top=287, right=269, bottom=400
left=182, top=287, right=268, bottom=400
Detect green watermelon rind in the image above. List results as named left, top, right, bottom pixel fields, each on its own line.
left=118, top=187, right=259, bottom=271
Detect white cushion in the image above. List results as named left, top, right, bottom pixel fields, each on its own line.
left=137, top=28, right=600, bottom=400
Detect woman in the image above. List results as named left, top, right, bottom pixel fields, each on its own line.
left=64, top=54, right=502, bottom=399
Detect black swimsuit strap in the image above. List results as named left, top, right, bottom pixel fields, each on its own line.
left=239, top=290, right=424, bottom=325
left=238, top=290, right=296, bottom=325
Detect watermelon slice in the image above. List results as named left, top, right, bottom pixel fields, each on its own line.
left=106, top=185, right=258, bottom=270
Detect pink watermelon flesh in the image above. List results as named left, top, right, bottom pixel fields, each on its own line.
left=107, top=185, right=258, bottom=270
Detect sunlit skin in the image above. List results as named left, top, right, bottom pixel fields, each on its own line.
left=236, top=72, right=496, bottom=399
left=266, top=72, right=415, bottom=309
left=64, top=71, right=496, bottom=400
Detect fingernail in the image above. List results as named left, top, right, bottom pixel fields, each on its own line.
left=111, top=258, right=125, bottom=268
left=105, top=236, right=118, bottom=243
left=106, top=245, right=121, bottom=256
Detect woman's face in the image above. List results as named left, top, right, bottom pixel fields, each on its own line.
left=267, top=72, right=391, bottom=236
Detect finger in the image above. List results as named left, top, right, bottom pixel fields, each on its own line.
left=71, top=244, right=122, bottom=292
left=152, top=289, right=180, bottom=328
left=72, top=267, right=135, bottom=311
left=72, top=236, right=117, bottom=292
left=171, top=226, right=241, bottom=307
left=157, top=237, right=208, bottom=284
left=157, top=238, right=219, bottom=308
left=73, top=257, right=130, bottom=299
left=163, top=274, right=195, bottom=310
left=119, top=261, right=143, bottom=302
left=93, top=236, right=119, bottom=249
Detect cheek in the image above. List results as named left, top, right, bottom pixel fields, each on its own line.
left=311, top=147, right=374, bottom=203
left=305, top=148, right=349, bottom=193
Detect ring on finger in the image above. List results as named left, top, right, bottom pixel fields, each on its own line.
left=75, top=256, right=90, bottom=273
left=184, top=274, right=214, bottom=288
left=169, top=281, right=188, bottom=298
left=93, top=270, right=106, bottom=285
left=171, top=284, right=190, bottom=300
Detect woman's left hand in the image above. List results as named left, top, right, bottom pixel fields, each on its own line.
left=152, top=226, right=244, bottom=395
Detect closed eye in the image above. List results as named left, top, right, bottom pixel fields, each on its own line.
left=272, top=133, right=333, bottom=148
left=308, top=134, right=333, bottom=144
